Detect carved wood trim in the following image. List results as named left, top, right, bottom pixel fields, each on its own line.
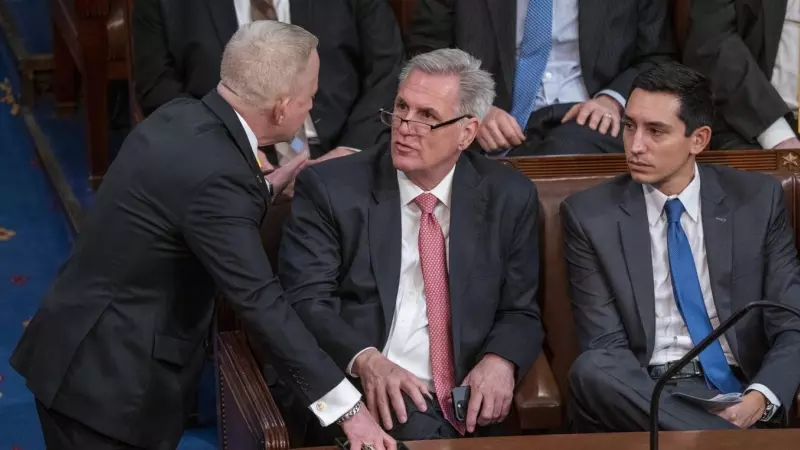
left=502, top=150, right=795, bottom=179
left=780, top=151, right=800, bottom=170
left=216, top=330, right=290, bottom=450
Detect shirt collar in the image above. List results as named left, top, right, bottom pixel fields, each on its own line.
left=642, top=164, right=701, bottom=226
left=234, top=109, right=259, bottom=159
left=397, top=164, right=457, bottom=210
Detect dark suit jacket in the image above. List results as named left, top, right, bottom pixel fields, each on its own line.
left=683, top=0, right=791, bottom=147
left=10, top=91, right=345, bottom=449
left=132, top=0, right=404, bottom=156
left=405, top=0, right=676, bottom=111
left=278, top=149, right=543, bottom=385
left=561, top=164, right=800, bottom=413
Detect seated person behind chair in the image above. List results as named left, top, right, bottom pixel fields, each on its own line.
left=683, top=0, right=800, bottom=151
left=562, top=62, right=800, bottom=432
left=405, top=0, right=675, bottom=157
left=133, top=0, right=403, bottom=160
left=279, top=49, right=543, bottom=442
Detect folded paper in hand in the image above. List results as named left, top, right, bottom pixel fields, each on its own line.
left=290, top=137, right=305, bottom=153
left=673, top=392, right=742, bottom=413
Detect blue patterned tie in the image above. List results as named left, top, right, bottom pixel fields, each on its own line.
left=510, top=0, right=553, bottom=130
left=664, top=199, right=742, bottom=394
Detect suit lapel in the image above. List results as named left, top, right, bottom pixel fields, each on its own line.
left=699, top=166, right=740, bottom=361
left=578, top=0, right=606, bottom=83
left=762, top=0, right=788, bottom=77
left=486, top=0, right=517, bottom=96
left=201, top=90, right=271, bottom=205
left=368, top=153, right=403, bottom=333
left=204, top=0, right=239, bottom=47
left=448, top=155, right=486, bottom=365
left=618, top=182, right=656, bottom=356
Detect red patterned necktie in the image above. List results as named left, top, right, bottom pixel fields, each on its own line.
left=414, top=193, right=465, bottom=435
left=251, top=0, right=278, bottom=21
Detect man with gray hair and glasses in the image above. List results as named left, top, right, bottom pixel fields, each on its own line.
left=11, top=21, right=393, bottom=450
left=279, top=48, right=544, bottom=442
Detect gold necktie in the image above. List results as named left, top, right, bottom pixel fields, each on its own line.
left=251, top=0, right=277, bottom=21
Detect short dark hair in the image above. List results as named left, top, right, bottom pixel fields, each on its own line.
left=629, top=63, right=715, bottom=136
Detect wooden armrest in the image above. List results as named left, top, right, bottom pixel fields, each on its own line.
left=215, top=330, right=290, bottom=450
left=513, top=354, right=562, bottom=430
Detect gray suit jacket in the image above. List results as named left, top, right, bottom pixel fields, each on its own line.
left=561, top=164, right=800, bottom=412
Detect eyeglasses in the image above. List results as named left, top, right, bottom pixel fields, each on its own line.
left=379, top=109, right=473, bottom=136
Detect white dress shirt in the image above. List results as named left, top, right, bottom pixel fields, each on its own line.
left=347, top=166, right=457, bottom=393
left=515, top=0, right=627, bottom=110
left=234, top=111, right=362, bottom=426
left=756, top=0, right=799, bottom=149
left=643, top=165, right=779, bottom=417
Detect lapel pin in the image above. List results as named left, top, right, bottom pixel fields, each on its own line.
left=715, top=217, right=726, bottom=223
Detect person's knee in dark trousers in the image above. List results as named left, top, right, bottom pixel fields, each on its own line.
left=387, top=392, right=511, bottom=441
left=509, top=120, right=624, bottom=157
left=386, top=393, right=460, bottom=441
left=566, top=349, right=622, bottom=433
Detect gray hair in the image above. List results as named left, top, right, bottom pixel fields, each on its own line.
left=220, top=21, right=319, bottom=107
left=399, top=48, right=496, bottom=120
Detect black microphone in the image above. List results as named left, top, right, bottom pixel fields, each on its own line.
left=649, top=301, right=800, bottom=450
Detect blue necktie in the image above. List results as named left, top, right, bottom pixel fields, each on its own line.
left=664, top=199, right=742, bottom=394
left=510, top=0, right=552, bottom=131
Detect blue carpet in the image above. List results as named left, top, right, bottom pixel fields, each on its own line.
left=31, top=96, right=95, bottom=210
left=0, top=12, right=216, bottom=450
left=0, top=30, right=71, bottom=450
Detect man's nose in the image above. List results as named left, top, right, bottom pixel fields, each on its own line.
left=629, top=131, right=646, bottom=154
left=397, top=119, right=413, bottom=136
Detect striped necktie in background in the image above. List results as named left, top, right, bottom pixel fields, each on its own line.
left=510, top=0, right=553, bottom=131
left=251, top=0, right=277, bottom=21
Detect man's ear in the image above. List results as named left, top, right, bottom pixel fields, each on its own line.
left=272, top=97, right=291, bottom=125
left=459, top=118, right=481, bottom=151
left=689, top=125, right=712, bottom=156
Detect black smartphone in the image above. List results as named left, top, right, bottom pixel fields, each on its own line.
left=335, top=438, right=410, bottom=450
left=451, top=386, right=471, bottom=422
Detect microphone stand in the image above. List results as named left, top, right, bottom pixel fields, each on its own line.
left=649, top=301, right=800, bottom=450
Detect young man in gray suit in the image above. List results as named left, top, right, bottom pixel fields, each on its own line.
left=562, top=62, right=800, bottom=432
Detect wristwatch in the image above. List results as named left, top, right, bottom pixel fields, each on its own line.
left=336, top=401, right=362, bottom=425
left=761, top=397, right=778, bottom=421
left=263, top=176, right=275, bottom=199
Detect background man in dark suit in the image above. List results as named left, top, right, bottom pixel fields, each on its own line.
left=406, top=0, right=675, bottom=156
left=683, top=0, right=800, bottom=150
left=10, top=22, right=393, bottom=450
left=279, top=49, right=543, bottom=441
left=133, top=0, right=404, bottom=160
left=561, top=63, right=800, bottom=432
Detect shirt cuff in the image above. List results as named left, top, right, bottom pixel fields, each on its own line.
left=346, top=347, right=378, bottom=377
left=308, top=379, right=362, bottom=426
left=745, top=383, right=781, bottom=421
left=756, top=118, right=795, bottom=149
left=595, top=89, right=627, bottom=109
